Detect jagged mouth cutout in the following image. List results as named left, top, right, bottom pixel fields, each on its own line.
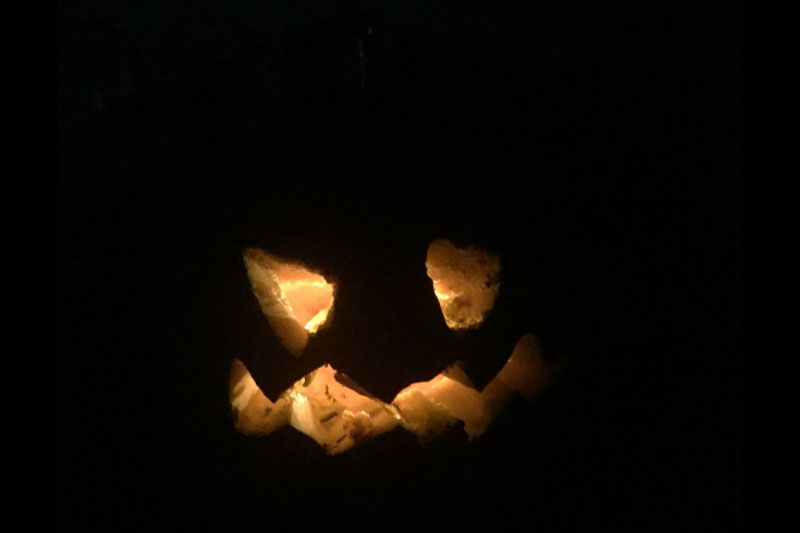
left=231, top=239, right=549, bottom=454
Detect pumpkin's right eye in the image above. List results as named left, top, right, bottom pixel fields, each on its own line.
left=243, top=248, right=335, bottom=356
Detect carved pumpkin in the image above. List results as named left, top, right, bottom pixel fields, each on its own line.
left=228, top=227, right=554, bottom=454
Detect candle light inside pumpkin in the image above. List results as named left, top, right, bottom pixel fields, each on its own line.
left=230, top=334, right=550, bottom=454
left=426, top=239, right=501, bottom=330
left=233, top=243, right=550, bottom=453
left=243, top=248, right=335, bottom=355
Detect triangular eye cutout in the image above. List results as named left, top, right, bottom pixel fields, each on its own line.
left=426, top=239, right=501, bottom=329
left=243, top=248, right=335, bottom=356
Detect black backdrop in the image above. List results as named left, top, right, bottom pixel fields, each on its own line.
left=59, top=1, right=740, bottom=530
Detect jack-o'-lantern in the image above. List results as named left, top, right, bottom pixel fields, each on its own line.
left=229, top=229, right=554, bottom=454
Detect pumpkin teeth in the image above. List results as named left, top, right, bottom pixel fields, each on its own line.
left=229, top=334, right=550, bottom=454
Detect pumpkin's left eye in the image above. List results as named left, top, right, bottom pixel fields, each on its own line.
left=426, top=239, right=501, bottom=330
left=243, top=248, right=335, bottom=356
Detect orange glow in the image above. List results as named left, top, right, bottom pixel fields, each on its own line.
left=303, top=307, right=330, bottom=333
left=243, top=248, right=335, bottom=355
left=426, top=239, right=501, bottom=329
left=230, top=334, right=550, bottom=454
left=230, top=361, right=400, bottom=454
left=393, top=368, right=489, bottom=440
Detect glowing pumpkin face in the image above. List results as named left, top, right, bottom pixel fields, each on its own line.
left=229, top=236, right=552, bottom=454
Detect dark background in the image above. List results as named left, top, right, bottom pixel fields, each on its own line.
left=59, top=0, right=740, bottom=530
